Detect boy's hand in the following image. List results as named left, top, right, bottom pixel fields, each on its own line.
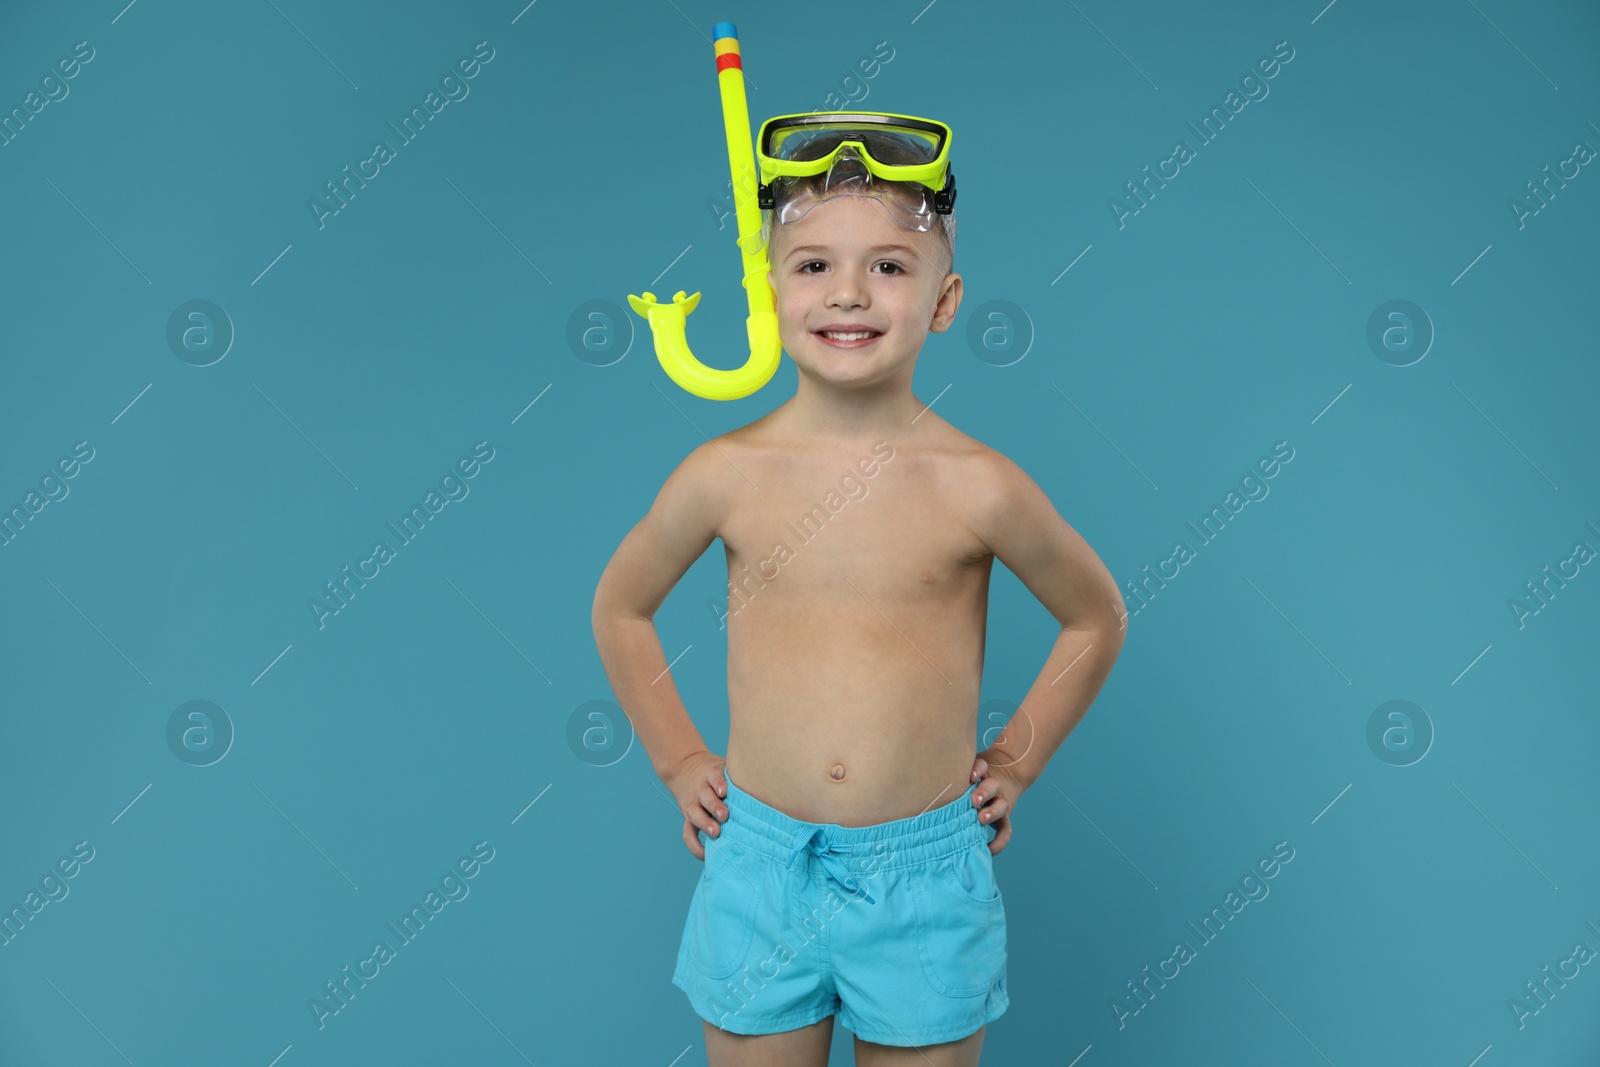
left=970, top=754, right=1025, bottom=856
left=665, top=749, right=731, bottom=861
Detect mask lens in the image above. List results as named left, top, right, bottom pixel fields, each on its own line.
left=768, top=123, right=942, bottom=167
left=771, top=171, right=936, bottom=232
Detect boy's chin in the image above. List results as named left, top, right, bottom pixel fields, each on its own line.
left=798, top=347, right=918, bottom=381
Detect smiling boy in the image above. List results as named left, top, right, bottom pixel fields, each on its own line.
left=592, top=111, right=1126, bottom=1066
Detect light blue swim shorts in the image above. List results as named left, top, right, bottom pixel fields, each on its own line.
left=671, top=770, right=1008, bottom=1047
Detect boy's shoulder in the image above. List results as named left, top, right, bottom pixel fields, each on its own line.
left=677, top=409, right=1031, bottom=506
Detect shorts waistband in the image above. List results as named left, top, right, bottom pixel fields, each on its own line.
left=713, top=770, right=995, bottom=888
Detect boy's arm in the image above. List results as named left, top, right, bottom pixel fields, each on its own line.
left=591, top=441, right=727, bottom=782
left=969, top=450, right=1127, bottom=792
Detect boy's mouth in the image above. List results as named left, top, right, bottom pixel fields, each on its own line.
left=814, top=326, right=882, bottom=348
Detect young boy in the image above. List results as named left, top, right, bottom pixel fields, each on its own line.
left=592, top=112, right=1126, bottom=1066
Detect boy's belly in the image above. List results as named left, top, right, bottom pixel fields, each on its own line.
left=723, top=567, right=993, bottom=827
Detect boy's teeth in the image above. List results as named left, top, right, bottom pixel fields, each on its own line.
left=822, top=330, right=875, bottom=340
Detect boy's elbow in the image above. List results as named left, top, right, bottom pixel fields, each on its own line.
left=594, top=605, right=652, bottom=632
left=591, top=571, right=628, bottom=631
left=1060, top=591, right=1127, bottom=645
left=1093, top=602, right=1129, bottom=659
left=592, top=575, right=655, bottom=629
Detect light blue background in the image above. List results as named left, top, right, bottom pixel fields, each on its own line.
left=2, top=0, right=1597, bottom=1064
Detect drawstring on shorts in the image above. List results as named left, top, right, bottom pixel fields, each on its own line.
left=788, top=825, right=877, bottom=904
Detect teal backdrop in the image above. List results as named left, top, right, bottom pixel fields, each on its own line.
left=2, top=0, right=1597, bottom=1064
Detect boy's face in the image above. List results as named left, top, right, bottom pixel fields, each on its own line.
left=765, top=194, right=961, bottom=391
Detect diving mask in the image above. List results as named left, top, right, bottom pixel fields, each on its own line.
left=757, top=112, right=956, bottom=232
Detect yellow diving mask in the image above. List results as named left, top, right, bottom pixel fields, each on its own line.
left=756, top=111, right=956, bottom=232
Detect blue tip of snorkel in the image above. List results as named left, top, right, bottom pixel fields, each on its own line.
left=713, top=21, right=738, bottom=39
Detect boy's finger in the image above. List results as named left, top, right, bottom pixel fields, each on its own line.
left=682, top=794, right=720, bottom=836
left=698, top=785, right=728, bottom=831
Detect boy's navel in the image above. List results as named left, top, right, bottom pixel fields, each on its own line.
left=829, top=762, right=847, bottom=781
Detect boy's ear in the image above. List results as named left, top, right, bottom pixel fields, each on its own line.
left=928, top=273, right=963, bottom=333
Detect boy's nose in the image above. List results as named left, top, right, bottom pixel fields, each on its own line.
left=825, top=274, right=869, bottom=309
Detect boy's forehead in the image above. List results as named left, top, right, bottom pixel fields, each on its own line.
left=772, top=199, right=941, bottom=262
left=781, top=236, right=926, bottom=257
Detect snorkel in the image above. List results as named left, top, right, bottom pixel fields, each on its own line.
left=626, top=22, right=780, bottom=401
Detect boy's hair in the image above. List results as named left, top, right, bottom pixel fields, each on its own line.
left=760, top=174, right=957, bottom=276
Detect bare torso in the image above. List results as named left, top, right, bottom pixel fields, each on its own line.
left=716, top=409, right=996, bottom=827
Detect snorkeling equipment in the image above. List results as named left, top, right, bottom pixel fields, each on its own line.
left=626, top=22, right=780, bottom=401
left=757, top=112, right=956, bottom=231
left=624, top=26, right=958, bottom=401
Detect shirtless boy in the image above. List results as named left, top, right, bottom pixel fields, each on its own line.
left=592, top=109, right=1126, bottom=1066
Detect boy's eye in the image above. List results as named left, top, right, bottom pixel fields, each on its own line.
left=797, top=260, right=907, bottom=274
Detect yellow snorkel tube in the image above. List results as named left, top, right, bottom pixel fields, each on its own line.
left=626, top=22, right=780, bottom=401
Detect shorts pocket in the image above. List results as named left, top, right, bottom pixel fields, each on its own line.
left=912, top=842, right=1007, bottom=998
left=688, top=841, right=763, bottom=980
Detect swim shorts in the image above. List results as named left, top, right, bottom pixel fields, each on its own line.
left=671, top=769, right=1008, bottom=1047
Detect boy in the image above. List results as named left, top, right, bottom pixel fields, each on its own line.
left=592, top=112, right=1126, bottom=1066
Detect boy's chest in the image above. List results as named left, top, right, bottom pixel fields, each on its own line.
left=718, top=450, right=994, bottom=612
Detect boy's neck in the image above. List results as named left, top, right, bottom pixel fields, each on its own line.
left=774, top=377, right=932, bottom=445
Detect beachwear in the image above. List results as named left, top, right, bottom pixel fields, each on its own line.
left=671, top=769, right=1008, bottom=1046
